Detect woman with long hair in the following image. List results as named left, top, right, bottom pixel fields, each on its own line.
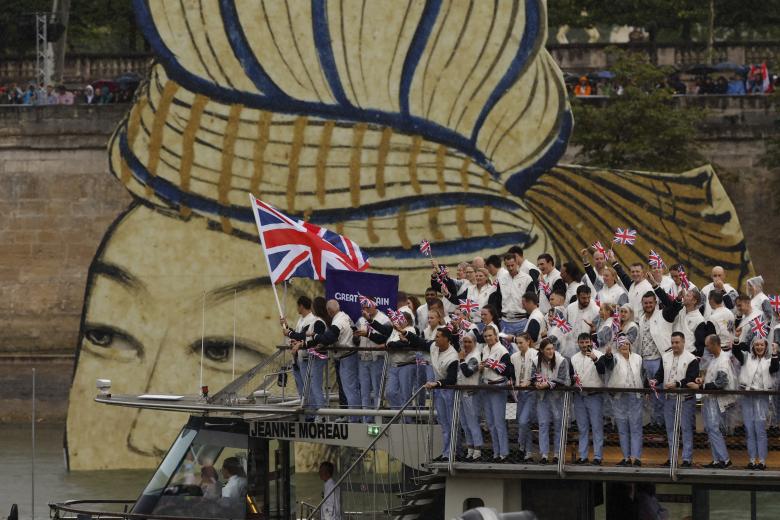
left=457, top=332, right=484, bottom=461
left=605, top=337, right=645, bottom=466
left=734, top=337, right=779, bottom=470
left=480, top=327, right=512, bottom=461
left=531, top=338, right=570, bottom=464
left=510, top=332, right=538, bottom=463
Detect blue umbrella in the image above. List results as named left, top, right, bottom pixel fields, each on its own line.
left=588, top=70, right=615, bottom=80
left=713, top=62, right=749, bottom=74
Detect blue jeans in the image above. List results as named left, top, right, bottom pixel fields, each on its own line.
left=642, top=358, right=664, bottom=425
left=386, top=364, right=416, bottom=409
left=434, top=389, right=455, bottom=457
left=614, top=394, right=643, bottom=460
left=743, top=395, right=769, bottom=461
left=484, top=387, right=509, bottom=457
left=536, top=394, right=564, bottom=458
left=515, top=391, right=537, bottom=455
left=500, top=319, right=527, bottom=336
left=358, top=357, right=385, bottom=422
left=292, top=358, right=326, bottom=411
left=337, top=354, right=361, bottom=422
left=574, top=393, right=604, bottom=460
left=459, top=391, right=483, bottom=448
left=414, top=360, right=434, bottom=407
left=663, top=396, right=695, bottom=463
left=702, top=397, right=729, bottom=462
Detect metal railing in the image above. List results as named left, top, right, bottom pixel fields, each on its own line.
left=428, top=384, right=780, bottom=481
left=305, top=386, right=427, bottom=520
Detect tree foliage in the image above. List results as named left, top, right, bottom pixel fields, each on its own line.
left=570, top=49, right=706, bottom=172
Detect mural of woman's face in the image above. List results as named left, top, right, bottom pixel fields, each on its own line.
left=66, top=205, right=301, bottom=469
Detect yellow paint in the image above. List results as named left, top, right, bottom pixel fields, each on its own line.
left=316, top=121, right=336, bottom=203
left=250, top=111, right=273, bottom=196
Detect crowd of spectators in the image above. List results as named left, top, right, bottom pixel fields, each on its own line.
left=569, top=63, right=777, bottom=97
left=0, top=81, right=137, bottom=105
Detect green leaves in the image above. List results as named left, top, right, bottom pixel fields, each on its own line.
left=570, top=49, right=706, bottom=172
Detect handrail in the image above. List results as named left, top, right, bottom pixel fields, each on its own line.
left=306, top=385, right=427, bottom=520
left=210, top=349, right=285, bottom=403
left=48, top=500, right=218, bottom=520
left=438, top=384, right=780, bottom=396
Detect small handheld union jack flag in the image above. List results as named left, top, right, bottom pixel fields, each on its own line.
left=592, top=241, right=607, bottom=256
left=485, top=358, right=506, bottom=372
left=358, top=293, right=376, bottom=308
left=419, top=239, right=432, bottom=257
left=769, top=295, right=780, bottom=315
left=648, top=250, right=665, bottom=269
left=611, top=309, right=621, bottom=336
left=751, top=316, right=769, bottom=339
left=678, top=266, right=690, bottom=290
left=458, top=298, right=480, bottom=315
left=574, top=373, right=583, bottom=392
left=534, top=371, right=549, bottom=386
left=613, top=227, right=638, bottom=246
left=387, top=308, right=407, bottom=327
left=539, top=279, right=552, bottom=297
left=594, top=295, right=601, bottom=308
left=307, top=347, right=328, bottom=360
left=552, top=315, right=573, bottom=333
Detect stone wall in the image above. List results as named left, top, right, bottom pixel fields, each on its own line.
left=0, top=105, right=131, bottom=353
left=0, top=100, right=777, bottom=354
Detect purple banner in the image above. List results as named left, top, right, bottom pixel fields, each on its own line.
left=325, top=269, right=399, bottom=323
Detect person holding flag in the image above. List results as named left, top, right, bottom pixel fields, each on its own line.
left=570, top=333, right=607, bottom=465
left=510, top=332, right=539, bottom=463
left=532, top=338, right=571, bottom=465
left=700, top=266, right=739, bottom=318
left=353, top=297, right=391, bottom=422
left=522, top=292, right=547, bottom=344
left=604, top=336, right=646, bottom=467
left=561, top=285, right=600, bottom=359
left=731, top=336, right=779, bottom=470
left=382, top=311, right=421, bottom=413
left=536, top=253, right=565, bottom=313
left=610, top=253, right=654, bottom=319
left=466, top=268, right=496, bottom=325
left=581, top=246, right=607, bottom=293
left=582, top=256, right=628, bottom=307
left=745, top=276, right=773, bottom=327
left=457, top=332, right=485, bottom=462
left=310, top=300, right=360, bottom=422
left=480, top=327, right=512, bottom=462
left=284, top=296, right=328, bottom=418
left=655, top=286, right=710, bottom=357
left=425, top=327, right=460, bottom=462
left=493, top=253, right=534, bottom=336
left=669, top=264, right=697, bottom=298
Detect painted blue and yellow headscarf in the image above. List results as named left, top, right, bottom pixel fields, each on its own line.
left=110, top=0, right=751, bottom=285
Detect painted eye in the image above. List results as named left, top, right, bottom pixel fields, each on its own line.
left=190, top=338, right=266, bottom=373
left=83, top=324, right=144, bottom=360
left=203, top=341, right=231, bottom=363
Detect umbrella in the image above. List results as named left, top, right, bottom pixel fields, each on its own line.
left=713, top=62, right=749, bottom=73
left=588, top=70, right=615, bottom=80
left=685, top=64, right=716, bottom=75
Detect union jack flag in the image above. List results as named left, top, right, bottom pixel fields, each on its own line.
left=611, top=309, right=621, bottom=336
left=250, top=196, right=369, bottom=283
left=552, top=315, right=573, bottom=333
left=613, top=227, right=638, bottom=246
left=458, top=299, right=480, bottom=315
left=534, top=371, right=549, bottom=385
left=419, top=239, right=432, bottom=257
left=592, top=241, right=607, bottom=256
left=574, top=373, right=583, bottom=392
left=458, top=317, right=474, bottom=330
left=484, top=358, right=506, bottom=372
left=594, top=295, right=601, bottom=308
left=648, top=250, right=665, bottom=269
left=751, top=316, right=769, bottom=339
left=307, top=348, right=328, bottom=360
left=358, top=294, right=376, bottom=308
left=539, top=279, right=552, bottom=297
left=769, top=295, right=780, bottom=315
left=678, top=266, right=691, bottom=290
left=387, top=308, right=407, bottom=327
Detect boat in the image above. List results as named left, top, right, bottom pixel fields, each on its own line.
left=47, top=344, right=780, bottom=519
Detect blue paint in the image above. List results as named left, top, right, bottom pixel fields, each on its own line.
left=117, top=124, right=532, bottom=258
left=399, top=0, right=443, bottom=115
left=218, top=0, right=287, bottom=98
left=505, top=109, right=573, bottom=197
left=132, top=0, right=570, bottom=199
left=311, top=0, right=352, bottom=106
left=470, top=0, right=542, bottom=142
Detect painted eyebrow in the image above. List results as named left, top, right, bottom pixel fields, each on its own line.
left=208, top=276, right=271, bottom=305
left=92, top=261, right=146, bottom=293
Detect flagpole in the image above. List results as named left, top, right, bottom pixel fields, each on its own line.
left=249, top=194, right=286, bottom=321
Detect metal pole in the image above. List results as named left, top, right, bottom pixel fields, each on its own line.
left=200, top=290, right=206, bottom=394
left=31, top=367, right=36, bottom=520
left=447, top=389, right=461, bottom=473
left=670, top=393, right=683, bottom=481
left=557, top=391, right=571, bottom=478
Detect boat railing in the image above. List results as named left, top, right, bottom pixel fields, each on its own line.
left=426, top=383, right=780, bottom=481
left=305, top=386, right=428, bottom=520
left=48, top=499, right=222, bottom=520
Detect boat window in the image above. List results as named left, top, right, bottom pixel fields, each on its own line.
left=139, top=428, right=250, bottom=519
left=140, top=428, right=197, bottom=496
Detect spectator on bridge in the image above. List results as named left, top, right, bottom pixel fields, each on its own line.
left=84, top=85, right=96, bottom=104
left=56, top=85, right=74, bottom=105
left=22, top=84, right=36, bottom=105
left=574, top=76, right=592, bottom=96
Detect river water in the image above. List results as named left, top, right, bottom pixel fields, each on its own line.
left=0, top=423, right=149, bottom=519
